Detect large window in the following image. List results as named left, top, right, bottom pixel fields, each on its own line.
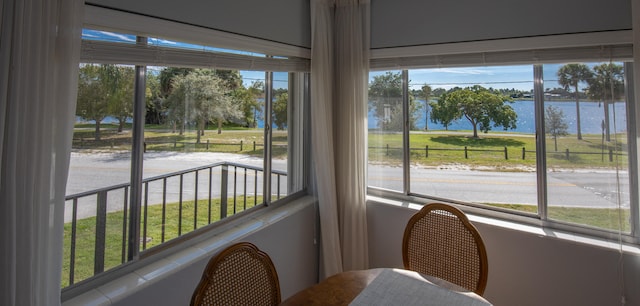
left=63, top=29, right=307, bottom=289
left=368, top=58, right=636, bottom=239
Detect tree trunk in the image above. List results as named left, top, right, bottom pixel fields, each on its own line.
left=604, top=100, right=611, bottom=141
left=217, top=119, right=222, bottom=134
left=94, top=120, right=101, bottom=141
left=574, top=84, right=582, bottom=140
left=554, top=135, right=558, bottom=151
left=118, top=118, right=125, bottom=133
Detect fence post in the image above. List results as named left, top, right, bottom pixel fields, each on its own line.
left=522, top=147, right=526, bottom=160
left=504, top=147, right=508, bottom=160
left=240, top=140, right=243, bottom=151
left=565, top=149, right=570, bottom=160
left=464, top=146, right=468, bottom=159
left=206, top=139, right=209, bottom=150
left=174, top=139, right=177, bottom=148
left=425, top=145, right=429, bottom=158
left=143, top=142, right=147, bottom=153
left=94, top=191, right=108, bottom=275
left=609, top=149, right=613, bottom=162
left=220, top=165, right=228, bottom=219
left=386, top=144, right=389, bottom=156
left=253, top=141, right=256, bottom=151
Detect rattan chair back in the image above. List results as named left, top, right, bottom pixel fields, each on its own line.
left=402, top=203, right=488, bottom=295
left=190, top=242, right=281, bottom=306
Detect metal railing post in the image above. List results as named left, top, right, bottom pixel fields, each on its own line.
left=94, top=191, right=107, bottom=275
left=221, top=165, right=228, bottom=219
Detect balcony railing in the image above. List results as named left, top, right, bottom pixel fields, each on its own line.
left=63, top=162, right=286, bottom=288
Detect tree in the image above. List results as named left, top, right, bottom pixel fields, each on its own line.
left=165, top=70, right=242, bottom=142
left=545, top=105, right=569, bottom=151
left=76, top=64, right=112, bottom=140
left=422, top=84, right=432, bottom=131
left=273, top=92, right=288, bottom=130
left=368, top=71, right=420, bottom=130
left=586, top=63, right=624, bottom=142
left=430, top=85, right=517, bottom=138
left=557, top=64, right=592, bottom=140
left=105, top=65, right=135, bottom=132
left=234, top=80, right=263, bottom=128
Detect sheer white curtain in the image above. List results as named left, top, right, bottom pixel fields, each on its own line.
left=310, top=0, right=370, bottom=278
left=0, top=0, right=83, bottom=305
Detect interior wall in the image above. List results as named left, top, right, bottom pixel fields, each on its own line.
left=85, top=0, right=310, bottom=48
left=367, top=200, right=640, bottom=306
left=371, top=0, right=632, bottom=49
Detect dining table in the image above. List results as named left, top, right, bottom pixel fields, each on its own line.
left=280, top=268, right=492, bottom=306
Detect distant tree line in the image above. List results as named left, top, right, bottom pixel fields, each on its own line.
left=76, top=64, right=289, bottom=141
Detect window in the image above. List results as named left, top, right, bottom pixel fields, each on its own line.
left=63, top=29, right=307, bottom=289
left=367, top=56, right=637, bottom=240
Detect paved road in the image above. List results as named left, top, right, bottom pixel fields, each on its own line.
left=66, top=152, right=629, bottom=221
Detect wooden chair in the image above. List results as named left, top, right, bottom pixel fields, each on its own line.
left=190, top=242, right=281, bottom=306
left=402, top=203, right=488, bottom=296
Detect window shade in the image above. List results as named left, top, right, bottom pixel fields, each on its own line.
left=81, top=40, right=310, bottom=72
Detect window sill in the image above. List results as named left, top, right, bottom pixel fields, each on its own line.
left=62, top=195, right=315, bottom=305
left=366, top=195, right=640, bottom=255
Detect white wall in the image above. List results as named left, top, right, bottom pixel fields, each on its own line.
left=367, top=200, right=640, bottom=306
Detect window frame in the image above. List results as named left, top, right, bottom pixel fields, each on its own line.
left=63, top=15, right=310, bottom=296
left=367, top=33, right=639, bottom=245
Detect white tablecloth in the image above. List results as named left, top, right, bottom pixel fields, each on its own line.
left=349, top=269, right=492, bottom=306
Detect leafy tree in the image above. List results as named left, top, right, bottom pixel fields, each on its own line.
left=586, top=63, right=624, bottom=141
left=76, top=64, right=111, bottom=140
left=430, top=85, right=517, bottom=138
left=422, top=84, right=432, bottom=131
left=159, top=67, right=193, bottom=132
left=105, top=65, right=135, bottom=132
left=368, top=71, right=420, bottom=130
left=145, top=72, right=165, bottom=125
left=545, top=105, right=569, bottom=151
left=557, top=64, right=592, bottom=140
left=273, top=92, right=288, bottom=130
left=165, top=70, right=242, bottom=141
left=233, top=80, right=263, bottom=128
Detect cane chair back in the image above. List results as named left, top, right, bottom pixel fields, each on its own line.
left=190, top=242, right=281, bottom=306
left=402, top=203, right=488, bottom=295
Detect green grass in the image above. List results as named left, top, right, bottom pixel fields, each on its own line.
left=488, top=203, right=630, bottom=232
left=369, top=131, right=627, bottom=170
left=62, top=196, right=262, bottom=287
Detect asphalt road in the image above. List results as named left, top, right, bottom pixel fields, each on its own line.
left=65, top=151, right=629, bottom=221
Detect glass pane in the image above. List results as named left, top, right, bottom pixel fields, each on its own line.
left=368, top=70, right=404, bottom=191
left=408, top=66, right=538, bottom=214
left=271, top=71, right=290, bottom=200
left=64, top=63, right=136, bottom=287
left=543, top=62, right=630, bottom=232
left=142, top=67, right=268, bottom=248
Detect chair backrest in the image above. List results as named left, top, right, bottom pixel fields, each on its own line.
left=190, top=242, right=281, bottom=306
left=402, top=203, right=488, bottom=295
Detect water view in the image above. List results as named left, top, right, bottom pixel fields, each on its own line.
left=369, top=100, right=628, bottom=134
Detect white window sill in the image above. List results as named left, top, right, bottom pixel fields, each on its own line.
left=367, top=195, right=640, bottom=255
left=63, top=195, right=315, bottom=305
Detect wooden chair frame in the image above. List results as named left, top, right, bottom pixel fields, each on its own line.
left=402, top=203, right=489, bottom=295
left=190, top=242, right=281, bottom=306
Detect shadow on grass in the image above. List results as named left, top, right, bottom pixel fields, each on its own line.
left=430, top=135, right=526, bottom=147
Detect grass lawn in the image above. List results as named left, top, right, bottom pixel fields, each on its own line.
left=62, top=196, right=262, bottom=287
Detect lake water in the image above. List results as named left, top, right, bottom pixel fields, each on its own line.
left=82, top=99, right=628, bottom=135
left=369, top=100, right=628, bottom=134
